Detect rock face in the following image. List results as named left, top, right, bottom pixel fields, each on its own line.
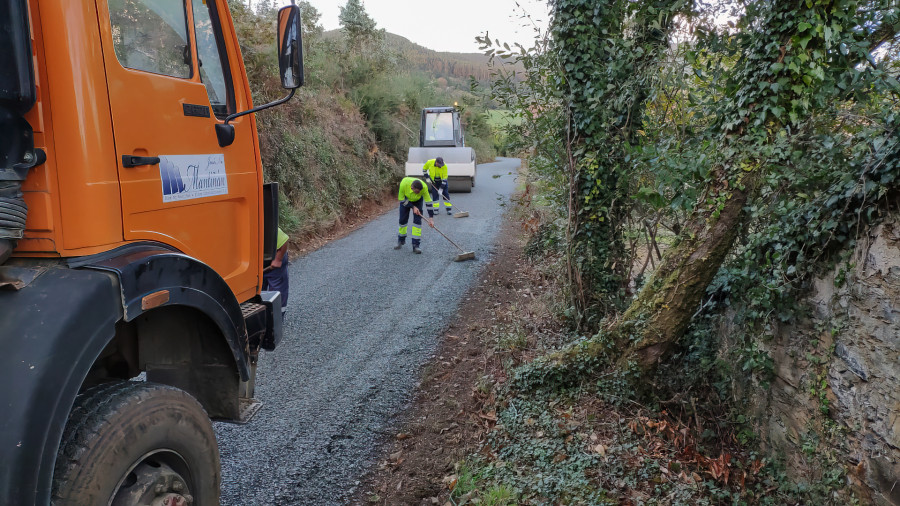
left=722, top=218, right=900, bottom=505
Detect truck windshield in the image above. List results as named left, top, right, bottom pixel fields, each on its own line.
left=424, top=112, right=453, bottom=141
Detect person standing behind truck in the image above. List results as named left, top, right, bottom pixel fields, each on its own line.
left=423, top=157, right=452, bottom=215
left=264, top=227, right=290, bottom=313
left=395, top=177, right=435, bottom=254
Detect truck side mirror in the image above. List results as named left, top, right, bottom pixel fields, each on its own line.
left=277, top=5, right=303, bottom=89
left=220, top=4, right=302, bottom=146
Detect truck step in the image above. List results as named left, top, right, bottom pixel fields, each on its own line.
left=212, top=397, right=263, bottom=425
left=226, top=397, right=263, bottom=425
left=240, top=301, right=265, bottom=319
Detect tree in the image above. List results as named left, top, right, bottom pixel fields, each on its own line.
left=487, top=0, right=900, bottom=389
left=297, top=1, right=323, bottom=55
left=338, top=0, right=382, bottom=52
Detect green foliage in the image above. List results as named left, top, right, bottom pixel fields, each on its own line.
left=524, top=222, right=561, bottom=259
left=482, top=0, right=899, bottom=501
left=485, top=0, right=900, bottom=365
left=457, top=388, right=781, bottom=504
left=349, top=73, right=416, bottom=158
left=259, top=118, right=396, bottom=232
left=338, top=0, right=382, bottom=52
left=450, top=461, right=518, bottom=505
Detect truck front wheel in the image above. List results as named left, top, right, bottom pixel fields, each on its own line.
left=52, top=381, right=220, bottom=506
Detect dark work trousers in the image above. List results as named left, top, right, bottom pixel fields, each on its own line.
left=428, top=180, right=452, bottom=212
left=262, top=251, right=289, bottom=308
left=398, top=198, right=425, bottom=247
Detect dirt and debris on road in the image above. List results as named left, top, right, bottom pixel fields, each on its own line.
left=351, top=211, right=535, bottom=505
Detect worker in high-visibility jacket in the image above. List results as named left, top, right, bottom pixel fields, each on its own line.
left=395, top=177, right=435, bottom=254
left=263, top=227, right=290, bottom=313
left=423, top=157, right=452, bottom=215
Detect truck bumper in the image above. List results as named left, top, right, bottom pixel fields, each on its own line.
left=259, top=290, right=283, bottom=350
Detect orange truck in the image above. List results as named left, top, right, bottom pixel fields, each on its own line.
left=0, top=1, right=303, bottom=504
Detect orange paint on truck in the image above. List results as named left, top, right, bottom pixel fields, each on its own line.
left=18, top=0, right=265, bottom=303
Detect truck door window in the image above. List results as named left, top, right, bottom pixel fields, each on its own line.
left=192, top=0, right=234, bottom=119
left=108, top=0, right=192, bottom=78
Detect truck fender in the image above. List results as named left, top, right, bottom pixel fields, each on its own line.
left=71, top=242, right=251, bottom=381
left=0, top=265, right=122, bottom=505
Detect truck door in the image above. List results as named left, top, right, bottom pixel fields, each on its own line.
left=97, top=0, right=259, bottom=300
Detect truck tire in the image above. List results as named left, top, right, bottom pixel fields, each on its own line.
left=52, top=381, right=220, bottom=506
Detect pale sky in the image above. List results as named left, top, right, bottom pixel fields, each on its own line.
left=283, top=0, right=551, bottom=54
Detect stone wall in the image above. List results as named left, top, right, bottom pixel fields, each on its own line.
left=722, top=217, right=900, bottom=505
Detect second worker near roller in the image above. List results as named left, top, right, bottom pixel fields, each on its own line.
left=422, top=157, right=452, bottom=216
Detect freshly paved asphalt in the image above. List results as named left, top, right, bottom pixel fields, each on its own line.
left=216, top=157, right=521, bottom=505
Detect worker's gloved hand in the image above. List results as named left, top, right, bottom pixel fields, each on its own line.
left=433, top=177, right=442, bottom=188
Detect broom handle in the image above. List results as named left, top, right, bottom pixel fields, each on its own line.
left=431, top=223, right=466, bottom=253
left=423, top=176, right=454, bottom=207
left=411, top=206, right=464, bottom=252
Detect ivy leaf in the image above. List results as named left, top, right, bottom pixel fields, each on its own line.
left=635, top=186, right=666, bottom=209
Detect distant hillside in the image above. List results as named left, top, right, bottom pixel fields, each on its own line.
left=324, top=30, right=501, bottom=82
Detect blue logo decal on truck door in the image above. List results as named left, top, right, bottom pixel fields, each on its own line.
left=159, top=154, right=228, bottom=202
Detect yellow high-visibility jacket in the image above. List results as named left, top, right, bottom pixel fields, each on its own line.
left=398, top=177, right=434, bottom=204
left=276, top=227, right=289, bottom=249
left=423, top=159, right=448, bottom=181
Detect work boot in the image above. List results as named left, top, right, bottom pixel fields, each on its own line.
left=394, top=242, right=404, bottom=250
left=446, top=209, right=453, bottom=216
left=412, top=246, right=422, bottom=254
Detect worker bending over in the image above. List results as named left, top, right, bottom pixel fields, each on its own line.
left=423, top=157, right=452, bottom=215
left=395, top=177, right=435, bottom=254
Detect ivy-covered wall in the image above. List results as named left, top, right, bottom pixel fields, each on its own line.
left=722, top=215, right=900, bottom=505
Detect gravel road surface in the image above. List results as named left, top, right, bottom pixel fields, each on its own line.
left=216, top=157, right=521, bottom=505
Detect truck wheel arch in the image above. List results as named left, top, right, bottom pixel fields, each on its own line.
left=0, top=245, right=252, bottom=504
left=72, top=242, right=252, bottom=383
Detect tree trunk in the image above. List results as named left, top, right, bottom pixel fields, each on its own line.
left=617, top=186, right=748, bottom=373
left=515, top=184, right=749, bottom=389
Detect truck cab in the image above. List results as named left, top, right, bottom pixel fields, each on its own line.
left=0, top=1, right=302, bottom=504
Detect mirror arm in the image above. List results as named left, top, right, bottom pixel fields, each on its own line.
left=224, top=88, right=296, bottom=125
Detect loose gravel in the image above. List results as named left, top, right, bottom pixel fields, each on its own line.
left=215, top=158, right=521, bottom=505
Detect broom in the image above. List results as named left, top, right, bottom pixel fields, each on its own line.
left=415, top=208, right=475, bottom=261
left=423, top=176, right=470, bottom=218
